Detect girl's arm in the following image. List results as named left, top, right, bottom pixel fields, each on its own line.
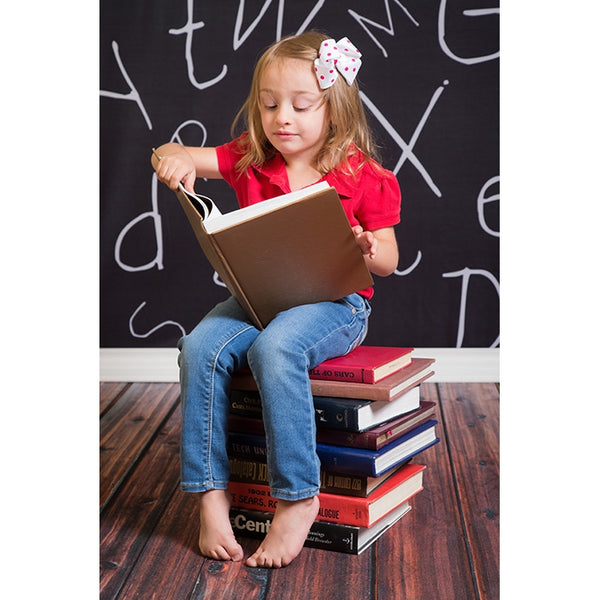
left=151, top=143, right=222, bottom=192
left=352, top=225, right=399, bottom=277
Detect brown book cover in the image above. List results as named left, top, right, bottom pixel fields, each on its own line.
left=175, top=181, right=373, bottom=329
left=231, top=357, right=436, bottom=402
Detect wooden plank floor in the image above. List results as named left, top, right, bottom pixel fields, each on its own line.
left=100, top=381, right=499, bottom=600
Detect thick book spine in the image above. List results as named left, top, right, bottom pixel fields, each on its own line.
left=228, top=481, right=374, bottom=526
left=231, top=357, right=436, bottom=401
left=315, top=401, right=437, bottom=450
left=228, top=478, right=422, bottom=526
left=229, top=455, right=400, bottom=497
left=228, top=432, right=269, bottom=462
left=229, top=390, right=262, bottom=418
left=229, top=508, right=363, bottom=554
left=316, top=422, right=439, bottom=477
left=313, top=396, right=363, bottom=430
left=308, top=345, right=414, bottom=384
left=319, top=470, right=373, bottom=497
left=230, top=504, right=413, bottom=554
left=229, top=389, right=365, bottom=431
left=307, top=346, right=414, bottom=384
left=229, top=456, right=270, bottom=484
left=176, top=187, right=265, bottom=329
left=229, top=400, right=438, bottom=451
left=228, top=423, right=438, bottom=478
left=309, top=365, right=369, bottom=383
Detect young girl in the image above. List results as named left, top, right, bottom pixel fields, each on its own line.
left=152, top=31, right=401, bottom=568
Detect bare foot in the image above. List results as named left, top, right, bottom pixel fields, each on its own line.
left=245, top=496, right=319, bottom=568
left=197, top=489, right=244, bottom=561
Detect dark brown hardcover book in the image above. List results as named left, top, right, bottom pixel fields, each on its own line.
left=228, top=454, right=407, bottom=497
left=315, top=400, right=437, bottom=450
left=231, top=357, right=436, bottom=401
left=175, top=181, right=373, bottom=329
left=228, top=395, right=436, bottom=447
left=229, top=386, right=422, bottom=432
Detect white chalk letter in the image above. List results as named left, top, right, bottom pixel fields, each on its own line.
left=477, top=176, right=500, bottom=238
left=128, top=301, right=186, bottom=339
left=169, top=0, right=228, bottom=89
left=442, top=267, right=499, bottom=348
left=114, top=175, right=164, bottom=272
left=438, top=0, right=499, bottom=65
left=100, top=41, right=152, bottom=130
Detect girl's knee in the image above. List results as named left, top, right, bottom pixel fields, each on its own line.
left=177, top=331, right=208, bottom=371
left=248, top=331, right=283, bottom=360
left=180, top=314, right=258, bottom=375
left=247, top=331, right=304, bottom=376
left=178, top=317, right=227, bottom=370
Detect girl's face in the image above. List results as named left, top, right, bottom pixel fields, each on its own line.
left=258, top=58, right=330, bottom=167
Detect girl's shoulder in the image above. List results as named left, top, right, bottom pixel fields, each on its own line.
left=326, top=157, right=400, bottom=212
left=218, top=132, right=248, bottom=158
left=334, top=149, right=398, bottom=190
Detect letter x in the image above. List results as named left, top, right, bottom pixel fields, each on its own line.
left=360, top=81, right=449, bottom=198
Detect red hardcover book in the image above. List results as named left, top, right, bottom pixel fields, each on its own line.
left=231, top=357, right=436, bottom=402
left=309, top=346, right=414, bottom=383
left=228, top=463, right=426, bottom=527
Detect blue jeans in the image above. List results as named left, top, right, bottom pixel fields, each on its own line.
left=178, top=293, right=371, bottom=500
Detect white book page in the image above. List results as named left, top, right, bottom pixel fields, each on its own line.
left=203, top=181, right=330, bottom=234
left=179, top=183, right=223, bottom=220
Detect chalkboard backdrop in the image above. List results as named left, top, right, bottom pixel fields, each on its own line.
left=100, top=1, right=499, bottom=349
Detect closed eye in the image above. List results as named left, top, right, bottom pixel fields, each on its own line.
left=262, top=104, right=309, bottom=112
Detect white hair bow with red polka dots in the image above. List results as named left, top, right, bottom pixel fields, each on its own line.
left=313, top=37, right=362, bottom=89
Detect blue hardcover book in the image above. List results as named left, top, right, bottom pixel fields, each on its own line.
left=316, top=420, right=439, bottom=477
left=227, top=420, right=439, bottom=477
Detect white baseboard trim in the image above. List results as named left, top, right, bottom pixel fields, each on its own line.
left=99, top=347, right=499, bottom=383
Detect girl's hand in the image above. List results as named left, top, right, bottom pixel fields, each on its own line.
left=352, top=225, right=399, bottom=277
left=151, top=144, right=196, bottom=192
left=352, top=225, right=378, bottom=259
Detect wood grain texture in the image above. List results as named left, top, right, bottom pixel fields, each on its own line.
left=100, top=382, right=130, bottom=417
left=99, top=381, right=499, bottom=599
left=438, top=382, right=500, bottom=600
left=100, top=406, right=182, bottom=599
left=100, top=382, right=179, bottom=509
left=375, top=384, right=478, bottom=600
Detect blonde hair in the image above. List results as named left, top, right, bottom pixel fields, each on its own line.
left=231, top=31, right=379, bottom=176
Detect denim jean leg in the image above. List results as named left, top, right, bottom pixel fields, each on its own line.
left=247, top=294, right=370, bottom=501
left=178, top=296, right=259, bottom=492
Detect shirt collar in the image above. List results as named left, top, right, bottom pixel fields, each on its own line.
left=252, top=149, right=363, bottom=198
left=251, top=153, right=290, bottom=194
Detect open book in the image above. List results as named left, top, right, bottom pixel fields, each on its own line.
left=174, top=181, right=374, bottom=329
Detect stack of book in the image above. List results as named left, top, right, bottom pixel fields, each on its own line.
left=226, top=346, right=438, bottom=555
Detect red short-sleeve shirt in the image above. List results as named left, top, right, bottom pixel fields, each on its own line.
left=215, top=135, right=401, bottom=299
